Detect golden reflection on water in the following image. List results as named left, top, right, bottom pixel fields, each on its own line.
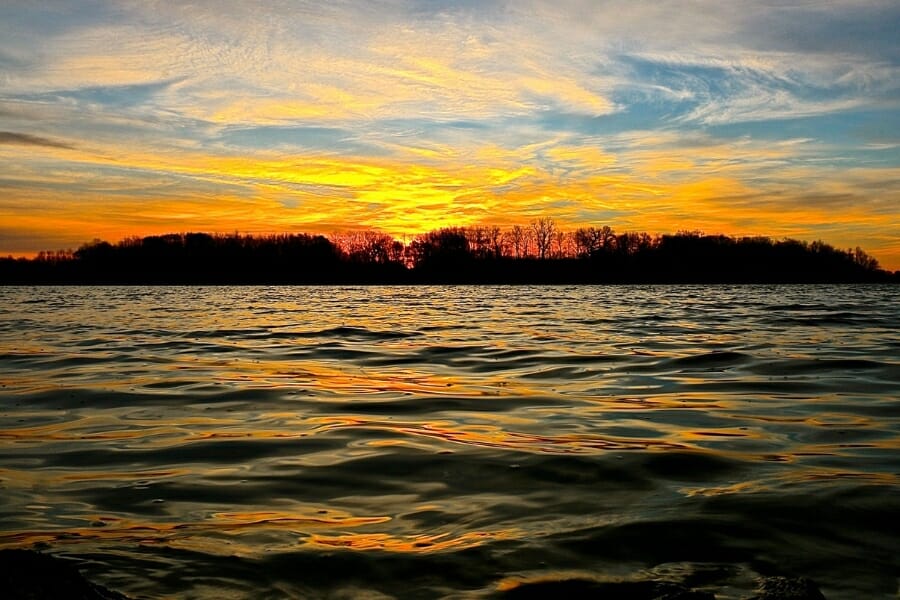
left=680, top=466, right=900, bottom=497
left=58, top=470, right=184, bottom=482
left=495, top=573, right=598, bottom=594
left=2, top=286, right=898, bottom=598
left=0, top=509, right=399, bottom=555
left=0, top=505, right=518, bottom=559
left=305, top=529, right=516, bottom=553
left=681, top=480, right=771, bottom=497
left=312, top=416, right=689, bottom=453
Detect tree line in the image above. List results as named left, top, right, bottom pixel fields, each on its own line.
left=1, top=220, right=896, bottom=284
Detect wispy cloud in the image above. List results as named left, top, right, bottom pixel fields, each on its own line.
left=0, top=131, right=73, bottom=149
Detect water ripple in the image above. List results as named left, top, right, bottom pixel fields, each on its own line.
left=1, top=284, right=898, bottom=599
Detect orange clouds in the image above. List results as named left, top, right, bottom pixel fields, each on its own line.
left=2, top=129, right=899, bottom=269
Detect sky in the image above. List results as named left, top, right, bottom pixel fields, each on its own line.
left=1, top=1, right=899, bottom=269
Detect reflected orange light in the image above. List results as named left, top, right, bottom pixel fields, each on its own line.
left=311, top=416, right=688, bottom=454
left=496, top=573, right=608, bottom=593
left=0, top=509, right=393, bottom=552
left=305, top=529, right=515, bottom=553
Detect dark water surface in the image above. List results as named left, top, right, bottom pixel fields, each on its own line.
left=1, top=285, right=898, bottom=599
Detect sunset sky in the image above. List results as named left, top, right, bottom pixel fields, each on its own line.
left=1, top=1, right=898, bottom=269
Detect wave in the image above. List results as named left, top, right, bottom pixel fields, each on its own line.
left=1, top=284, right=897, bottom=599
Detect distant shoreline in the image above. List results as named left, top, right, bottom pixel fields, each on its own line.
left=3, top=228, right=897, bottom=285
left=2, top=280, right=898, bottom=286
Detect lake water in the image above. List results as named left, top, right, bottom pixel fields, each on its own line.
left=0, top=285, right=898, bottom=599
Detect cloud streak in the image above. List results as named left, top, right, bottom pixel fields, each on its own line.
left=0, top=131, right=73, bottom=149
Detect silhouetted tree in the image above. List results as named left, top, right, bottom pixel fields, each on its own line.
left=507, top=225, right=526, bottom=259
left=531, top=217, right=555, bottom=260
left=853, top=246, right=879, bottom=270
left=487, top=226, right=504, bottom=259
left=465, top=226, right=492, bottom=260
left=574, top=227, right=602, bottom=257
left=408, top=228, right=471, bottom=271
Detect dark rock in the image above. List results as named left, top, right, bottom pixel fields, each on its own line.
left=0, top=549, right=129, bottom=600
left=498, top=578, right=715, bottom=599
left=745, top=576, right=826, bottom=600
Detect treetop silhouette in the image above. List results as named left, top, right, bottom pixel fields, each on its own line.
left=2, top=221, right=895, bottom=284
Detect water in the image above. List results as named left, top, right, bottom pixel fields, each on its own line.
left=0, top=285, right=897, bottom=599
